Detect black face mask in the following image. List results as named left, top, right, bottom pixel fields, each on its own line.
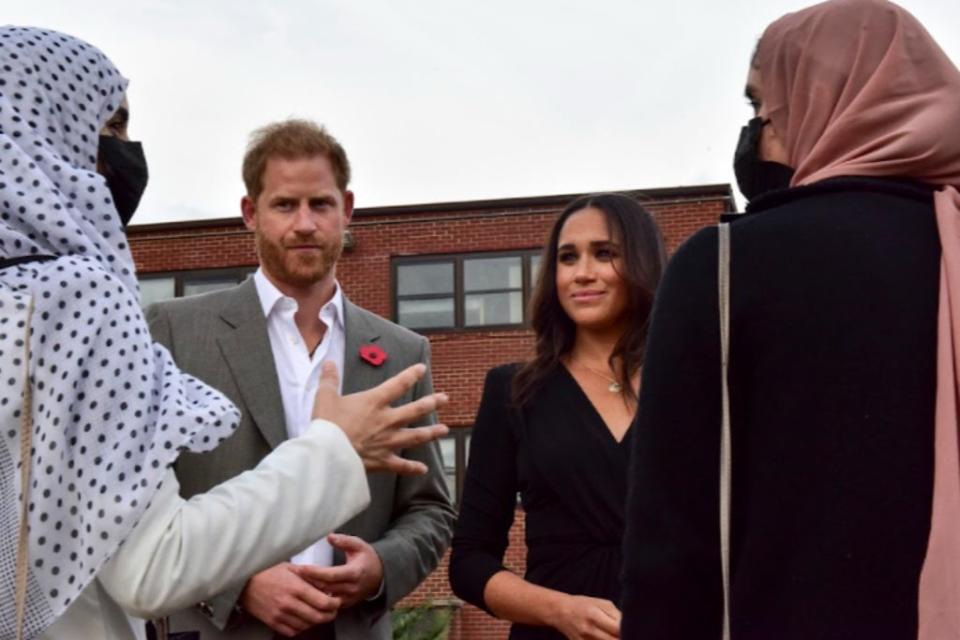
left=98, top=135, right=148, bottom=226
left=733, top=116, right=794, bottom=201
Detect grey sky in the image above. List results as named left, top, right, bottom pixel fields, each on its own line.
left=8, top=1, right=960, bottom=223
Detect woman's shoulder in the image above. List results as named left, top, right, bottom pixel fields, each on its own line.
left=483, top=362, right=570, bottom=407
left=483, top=362, right=523, bottom=405
left=486, top=362, right=523, bottom=381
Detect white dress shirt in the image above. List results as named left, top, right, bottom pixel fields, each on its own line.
left=254, top=268, right=346, bottom=568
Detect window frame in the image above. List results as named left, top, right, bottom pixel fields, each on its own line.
left=392, top=249, right=542, bottom=332
left=138, top=266, right=256, bottom=304
left=439, top=427, right=472, bottom=506
left=393, top=256, right=458, bottom=330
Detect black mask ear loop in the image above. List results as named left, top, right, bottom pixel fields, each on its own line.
left=98, top=135, right=149, bottom=226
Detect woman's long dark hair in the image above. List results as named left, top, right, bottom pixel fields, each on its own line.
left=512, top=193, right=667, bottom=406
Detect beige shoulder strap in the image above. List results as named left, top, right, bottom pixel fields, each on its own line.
left=15, top=297, right=35, bottom=640
left=718, top=222, right=732, bottom=640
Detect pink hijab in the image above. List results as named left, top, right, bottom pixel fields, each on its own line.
left=756, top=0, right=960, bottom=635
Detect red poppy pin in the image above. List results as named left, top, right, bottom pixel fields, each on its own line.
left=359, top=344, right=387, bottom=367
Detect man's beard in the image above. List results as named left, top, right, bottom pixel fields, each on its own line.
left=256, top=231, right=343, bottom=288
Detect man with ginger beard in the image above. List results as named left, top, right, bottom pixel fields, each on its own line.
left=146, top=119, right=454, bottom=640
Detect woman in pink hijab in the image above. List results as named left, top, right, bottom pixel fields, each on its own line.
left=621, top=0, right=960, bottom=638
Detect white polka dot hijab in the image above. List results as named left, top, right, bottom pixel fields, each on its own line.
left=0, top=27, right=240, bottom=638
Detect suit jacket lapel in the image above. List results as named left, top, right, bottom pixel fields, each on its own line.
left=342, top=299, right=385, bottom=395
left=217, top=279, right=288, bottom=450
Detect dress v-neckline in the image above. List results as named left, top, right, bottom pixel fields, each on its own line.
left=557, top=365, right=634, bottom=446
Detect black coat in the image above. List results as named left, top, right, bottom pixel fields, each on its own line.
left=621, top=178, right=940, bottom=639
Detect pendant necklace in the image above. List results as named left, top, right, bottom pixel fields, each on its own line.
left=576, top=361, right=622, bottom=393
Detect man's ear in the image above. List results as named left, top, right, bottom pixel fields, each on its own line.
left=342, top=190, right=355, bottom=226
left=241, top=195, right=257, bottom=231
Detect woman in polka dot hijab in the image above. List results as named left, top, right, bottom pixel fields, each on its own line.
left=0, top=27, right=242, bottom=637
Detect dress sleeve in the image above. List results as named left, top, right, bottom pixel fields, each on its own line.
left=96, top=420, right=371, bottom=619
left=448, top=366, right=519, bottom=615
left=620, top=227, right=725, bottom=638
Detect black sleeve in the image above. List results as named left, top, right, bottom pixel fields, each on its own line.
left=449, top=366, right=519, bottom=615
left=621, top=227, right=725, bottom=639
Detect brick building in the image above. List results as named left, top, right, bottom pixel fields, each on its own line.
left=128, top=184, right=735, bottom=639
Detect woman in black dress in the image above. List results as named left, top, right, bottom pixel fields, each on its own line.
left=450, top=193, right=666, bottom=639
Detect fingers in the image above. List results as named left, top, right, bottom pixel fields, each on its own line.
left=376, top=423, right=449, bottom=453
left=371, top=363, right=426, bottom=404
left=312, top=362, right=341, bottom=421
left=297, top=585, right=341, bottom=614
left=591, top=601, right=621, bottom=637
left=326, top=532, right=365, bottom=552
left=318, top=360, right=340, bottom=390
left=366, top=453, right=429, bottom=476
left=358, top=425, right=448, bottom=474
left=319, top=583, right=355, bottom=599
left=293, top=563, right=360, bottom=585
left=291, top=564, right=338, bottom=584
left=241, top=564, right=340, bottom=635
left=387, top=392, right=449, bottom=427
left=272, top=595, right=337, bottom=635
left=597, top=600, right=622, bottom=626
left=363, top=452, right=427, bottom=476
left=294, top=565, right=338, bottom=584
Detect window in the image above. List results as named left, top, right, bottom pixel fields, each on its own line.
left=394, top=250, right=542, bottom=330
left=139, top=276, right=176, bottom=308
left=138, top=267, right=254, bottom=307
left=438, top=428, right=472, bottom=506
left=464, top=256, right=523, bottom=327
left=396, top=262, right=455, bottom=329
left=530, top=254, right=542, bottom=283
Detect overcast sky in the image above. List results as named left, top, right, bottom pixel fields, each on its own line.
left=8, top=1, right=960, bottom=223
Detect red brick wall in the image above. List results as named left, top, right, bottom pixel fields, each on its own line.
left=131, top=225, right=259, bottom=273
left=128, top=188, right=732, bottom=639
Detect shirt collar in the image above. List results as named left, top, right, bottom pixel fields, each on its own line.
left=253, top=268, right=345, bottom=328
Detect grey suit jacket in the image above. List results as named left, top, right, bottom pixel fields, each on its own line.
left=146, top=278, right=454, bottom=640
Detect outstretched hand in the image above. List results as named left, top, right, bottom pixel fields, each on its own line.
left=311, top=362, right=448, bottom=475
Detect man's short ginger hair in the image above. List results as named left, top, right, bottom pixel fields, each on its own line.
left=242, top=119, right=351, bottom=199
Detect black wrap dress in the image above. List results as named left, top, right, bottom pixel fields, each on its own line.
left=450, top=364, right=630, bottom=639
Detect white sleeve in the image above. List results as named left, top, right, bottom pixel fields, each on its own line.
left=96, top=420, right=370, bottom=618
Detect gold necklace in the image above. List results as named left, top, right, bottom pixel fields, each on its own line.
left=573, top=361, right=622, bottom=393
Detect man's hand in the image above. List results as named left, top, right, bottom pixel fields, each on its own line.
left=311, top=362, right=449, bottom=475
left=239, top=563, right=341, bottom=638
left=292, top=534, right=384, bottom=609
